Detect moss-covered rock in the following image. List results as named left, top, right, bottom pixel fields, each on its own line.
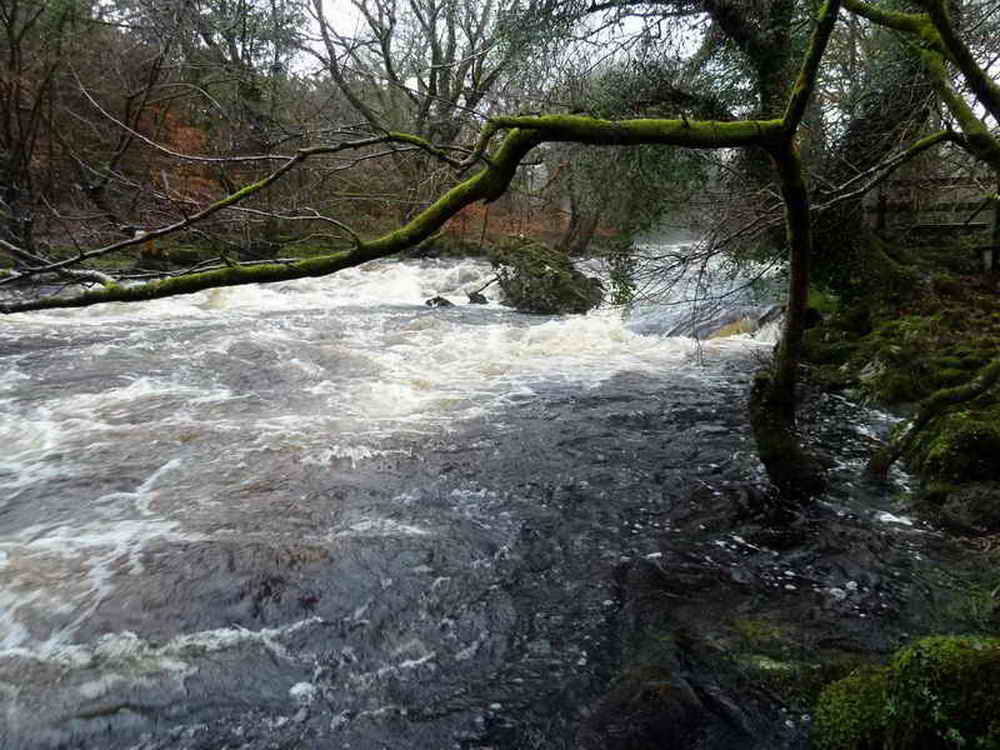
left=906, top=407, right=1000, bottom=483
left=813, top=636, right=1000, bottom=750
left=489, top=237, right=603, bottom=314
left=812, top=665, right=889, bottom=750
left=887, top=636, right=1000, bottom=749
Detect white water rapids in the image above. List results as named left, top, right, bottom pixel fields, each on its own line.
left=0, top=257, right=780, bottom=748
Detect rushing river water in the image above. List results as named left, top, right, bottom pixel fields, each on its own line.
left=0, top=257, right=934, bottom=749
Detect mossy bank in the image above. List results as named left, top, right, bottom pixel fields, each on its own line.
left=803, top=232, right=1000, bottom=532
left=813, top=635, right=1000, bottom=749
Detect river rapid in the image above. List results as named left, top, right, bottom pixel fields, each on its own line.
left=0, top=257, right=948, bottom=749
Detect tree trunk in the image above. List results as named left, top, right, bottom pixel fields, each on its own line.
left=749, top=140, right=826, bottom=500
left=558, top=195, right=602, bottom=255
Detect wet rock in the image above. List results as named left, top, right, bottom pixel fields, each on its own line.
left=425, top=295, right=455, bottom=307
left=467, top=291, right=489, bottom=304
left=916, top=481, right=1000, bottom=534
left=580, top=556, right=789, bottom=750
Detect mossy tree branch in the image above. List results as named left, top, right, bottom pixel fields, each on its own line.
left=843, top=0, right=1000, bottom=171
left=783, top=0, right=843, bottom=134
left=843, top=0, right=1000, bottom=122
left=841, top=0, right=947, bottom=55
left=919, top=51, right=1000, bottom=173
left=2, top=117, right=801, bottom=314
left=486, top=115, right=785, bottom=149
left=0, top=132, right=467, bottom=286
left=0, top=130, right=545, bottom=313
left=747, top=0, right=842, bottom=499
left=919, top=0, right=1000, bottom=123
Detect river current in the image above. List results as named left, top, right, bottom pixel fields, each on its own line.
left=0, top=258, right=916, bottom=748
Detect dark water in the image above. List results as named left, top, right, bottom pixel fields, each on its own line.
left=0, top=259, right=951, bottom=749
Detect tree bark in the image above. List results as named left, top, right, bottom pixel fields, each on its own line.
left=746, top=0, right=843, bottom=499
left=749, top=140, right=826, bottom=499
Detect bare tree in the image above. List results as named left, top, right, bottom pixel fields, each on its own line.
left=1, top=0, right=88, bottom=251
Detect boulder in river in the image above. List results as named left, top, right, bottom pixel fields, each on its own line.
left=489, top=237, right=604, bottom=314
left=425, top=295, right=455, bottom=307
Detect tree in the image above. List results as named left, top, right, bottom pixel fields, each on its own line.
left=303, top=0, right=563, bottom=218
left=1, top=0, right=90, bottom=251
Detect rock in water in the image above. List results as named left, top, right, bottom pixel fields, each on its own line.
left=425, top=295, right=455, bottom=307
left=467, top=291, right=489, bottom=305
left=489, top=237, right=604, bottom=315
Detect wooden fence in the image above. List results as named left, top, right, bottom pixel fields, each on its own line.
left=864, top=177, right=998, bottom=272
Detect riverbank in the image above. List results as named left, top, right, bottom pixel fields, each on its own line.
left=573, top=373, right=1000, bottom=749
left=573, top=234, right=1000, bottom=749
left=803, top=237, right=1000, bottom=534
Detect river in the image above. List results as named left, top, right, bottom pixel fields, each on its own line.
left=0, top=257, right=953, bottom=749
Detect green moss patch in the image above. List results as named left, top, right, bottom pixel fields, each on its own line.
left=802, top=230, right=1000, bottom=528
left=805, top=234, right=1000, bottom=406
left=813, top=636, right=1000, bottom=750
left=813, top=665, right=889, bottom=750
left=906, top=406, right=1000, bottom=482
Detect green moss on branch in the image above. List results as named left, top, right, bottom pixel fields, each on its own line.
left=488, top=114, right=784, bottom=149
left=1, top=130, right=544, bottom=313
left=4, top=114, right=786, bottom=314
left=783, top=0, right=842, bottom=132
left=841, top=0, right=946, bottom=55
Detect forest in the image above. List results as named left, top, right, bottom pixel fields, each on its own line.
left=2, top=0, right=1000, bottom=746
